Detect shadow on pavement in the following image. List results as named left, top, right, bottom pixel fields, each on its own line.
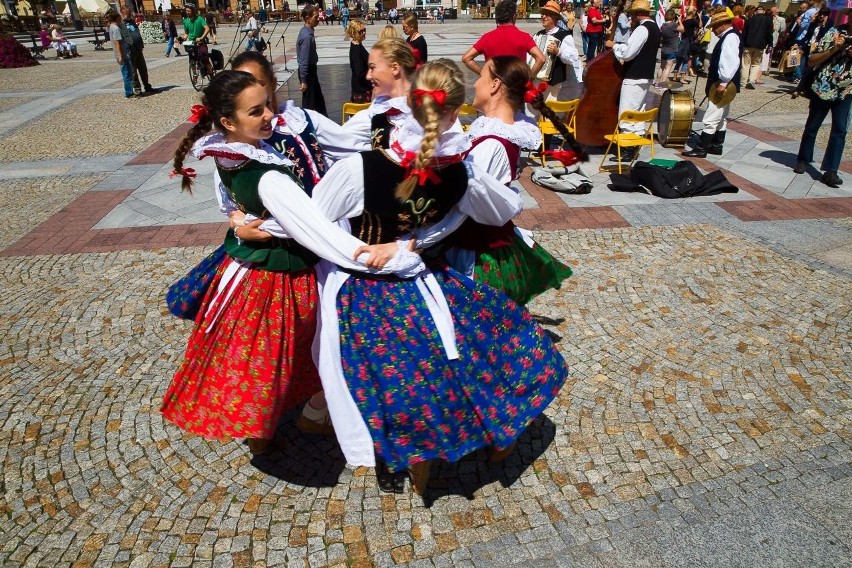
left=250, top=412, right=347, bottom=488
left=759, top=149, right=808, bottom=171
left=422, top=415, right=558, bottom=506
left=249, top=411, right=558, bottom=495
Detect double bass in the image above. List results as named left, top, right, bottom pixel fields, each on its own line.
left=574, top=0, right=626, bottom=147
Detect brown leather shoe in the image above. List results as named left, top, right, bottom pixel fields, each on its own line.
left=408, top=460, right=432, bottom=496
left=247, top=437, right=271, bottom=455
left=295, top=414, right=335, bottom=436
left=487, top=440, right=518, bottom=463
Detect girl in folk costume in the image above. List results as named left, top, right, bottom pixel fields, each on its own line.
left=307, top=59, right=571, bottom=495
left=436, top=56, right=583, bottom=306
left=161, top=72, right=421, bottom=455
left=229, top=52, right=335, bottom=435
left=305, top=38, right=417, bottom=152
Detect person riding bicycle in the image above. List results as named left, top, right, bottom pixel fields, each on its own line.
left=183, top=3, right=213, bottom=76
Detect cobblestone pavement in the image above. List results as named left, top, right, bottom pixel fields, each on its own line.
left=0, top=21, right=850, bottom=568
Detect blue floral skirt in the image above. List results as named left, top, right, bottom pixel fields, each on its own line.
left=337, top=267, right=569, bottom=472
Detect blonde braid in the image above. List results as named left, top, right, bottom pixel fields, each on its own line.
left=395, top=98, right=441, bottom=201
left=394, top=58, right=466, bottom=201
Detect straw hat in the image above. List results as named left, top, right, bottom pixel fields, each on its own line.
left=628, top=0, right=652, bottom=13
left=709, top=82, right=737, bottom=106
left=540, top=0, right=565, bottom=21
left=708, top=10, right=733, bottom=27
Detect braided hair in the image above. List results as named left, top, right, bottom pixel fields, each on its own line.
left=525, top=90, right=589, bottom=162
left=394, top=58, right=465, bottom=202
left=172, top=70, right=260, bottom=193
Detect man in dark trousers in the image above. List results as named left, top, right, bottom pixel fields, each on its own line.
left=793, top=8, right=852, bottom=188
left=120, top=7, right=155, bottom=95
left=741, top=4, right=772, bottom=89
left=297, top=5, right=327, bottom=116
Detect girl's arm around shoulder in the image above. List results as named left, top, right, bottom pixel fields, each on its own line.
left=257, top=167, right=422, bottom=275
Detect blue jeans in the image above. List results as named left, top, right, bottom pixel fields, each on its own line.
left=165, top=36, right=176, bottom=56
left=119, top=58, right=134, bottom=97
left=581, top=30, right=588, bottom=56
left=797, top=94, right=852, bottom=173
left=585, top=32, right=601, bottom=60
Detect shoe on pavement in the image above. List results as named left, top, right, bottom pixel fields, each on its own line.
left=793, top=161, right=807, bottom=174
left=745, top=82, right=756, bottom=90
left=820, top=170, right=843, bottom=188
left=609, top=148, right=637, bottom=163
left=296, top=403, right=335, bottom=436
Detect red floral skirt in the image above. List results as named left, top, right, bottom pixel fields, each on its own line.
left=161, top=258, right=321, bottom=440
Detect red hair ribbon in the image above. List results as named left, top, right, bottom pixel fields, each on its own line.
left=543, top=149, right=579, bottom=166
left=276, top=115, right=286, bottom=127
left=523, top=81, right=548, bottom=104
left=411, top=88, right=447, bottom=108
left=169, top=167, right=198, bottom=179
left=397, top=148, right=463, bottom=186
left=408, top=167, right=441, bottom=186
left=187, top=104, right=208, bottom=124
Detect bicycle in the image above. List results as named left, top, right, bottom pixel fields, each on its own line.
left=184, top=42, right=216, bottom=92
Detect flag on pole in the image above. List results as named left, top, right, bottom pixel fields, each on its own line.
left=654, top=0, right=666, bottom=27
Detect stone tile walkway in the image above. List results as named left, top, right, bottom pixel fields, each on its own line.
left=0, top=22, right=850, bottom=568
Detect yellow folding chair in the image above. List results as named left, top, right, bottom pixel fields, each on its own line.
left=341, top=102, right=370, bottom=124
left=537, top=99, right=579, bottom=167
left=458, top=103, right=479, bottom=131
left=599, top=108, right=658, bottom=174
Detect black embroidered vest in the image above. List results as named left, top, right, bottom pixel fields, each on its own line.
left=266, top=112, right=326, bottom=196
left=370, top=112, right=395, bottom=149
left=349, top=150, right=468, bottom=245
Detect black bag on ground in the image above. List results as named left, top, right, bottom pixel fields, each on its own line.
left=210, top=48, right=224, bottom=70
left=609, top=160, right=739, bottom=198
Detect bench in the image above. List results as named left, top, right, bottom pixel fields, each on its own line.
left=27, top=34, right=46, bottom=59
left=88, top=27, right=108, bottom=50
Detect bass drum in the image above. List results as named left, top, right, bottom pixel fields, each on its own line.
left=657, top=90, right=695, bottom=148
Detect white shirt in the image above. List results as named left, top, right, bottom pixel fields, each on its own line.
left=613, top=19, right=649, bottom=62
left=716, top=27, right=741, bottom=86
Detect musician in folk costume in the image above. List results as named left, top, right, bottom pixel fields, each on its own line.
left=605, top=0, right=660, bottom=163
left=533, top=0, right=584, bottom=101
left=682, top=9, right=742, bottom=158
